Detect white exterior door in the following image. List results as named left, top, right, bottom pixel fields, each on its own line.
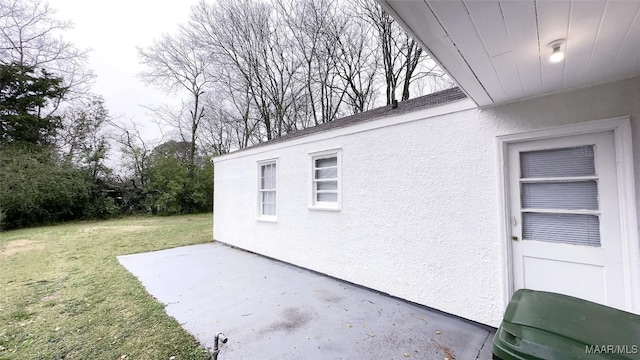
left=508, top=130, right=627, bottom=310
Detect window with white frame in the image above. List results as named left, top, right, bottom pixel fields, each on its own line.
left=311, top=151, right=340, bottom=209
left=259, top=161, right=277, bottom=218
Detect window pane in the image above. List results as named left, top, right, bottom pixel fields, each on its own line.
left=260, top=165, right=267, bottom=189
left=316, top=157, right=337, bottom=168
left=316, top=167, right=337, bottom=179
left=520, top=146, right=595, bottom=178
left=523, top=213, right=600, bottom=246
left=261, top=196, right=276, bottom=216
left=317, top=180, right=338, bottom=190
left=266, top=190, right=275, bottom=203
left=317, top=192, right=338, bottom=202
left=521, top=181, right=598, bottom=210
left=261, top=164, right=276, bottom=189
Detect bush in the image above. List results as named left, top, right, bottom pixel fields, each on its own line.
left=0, top=145, right=90, bottom=229
left=145, top=153, right=214, bottom=216
left=83, top=195, right=119, bottom=219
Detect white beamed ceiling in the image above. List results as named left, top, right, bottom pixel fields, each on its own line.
left=378, top=0, right=640, bottom=106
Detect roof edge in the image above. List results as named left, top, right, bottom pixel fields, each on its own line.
left=215, top=92, right=476, bottom=163
left=225, top=87, right=467, bottom=156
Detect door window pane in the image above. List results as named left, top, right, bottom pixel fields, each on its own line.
left=521, top=181, right=598, bottom=210
left=521, top=146, right=595, bottom=178
left=523, top=213, right=600, bottom=246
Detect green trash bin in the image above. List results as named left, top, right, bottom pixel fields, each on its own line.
left=493, top=289, right=640, bottom=360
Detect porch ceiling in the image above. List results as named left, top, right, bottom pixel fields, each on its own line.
left=377, top=0, right=640, bottom=106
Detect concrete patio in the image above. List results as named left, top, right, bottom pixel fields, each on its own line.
left=118, top=242, right=495, bottom=359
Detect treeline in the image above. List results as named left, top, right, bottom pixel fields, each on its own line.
left=0, top=1, right=213, bottom=230
left=1, top=0, right=449, bottom=230
left=0, top=62, right=214, bottom=230
left=138, top=0, right=454, bottom=155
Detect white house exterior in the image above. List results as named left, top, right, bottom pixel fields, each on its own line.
left=214, top=1, right=640, bottom=327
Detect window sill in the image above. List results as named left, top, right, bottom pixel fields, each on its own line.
left=308, top=204, right=341, bottom=212
left=256, top=216, right=278, bottom=223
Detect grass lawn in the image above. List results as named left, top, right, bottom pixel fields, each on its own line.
left=0, top=214, right=213, bottom=360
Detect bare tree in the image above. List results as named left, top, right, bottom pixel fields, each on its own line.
left=276, top=0, right=348, bottom=125
left=355, top=0, right=439, bottom=104
left=110, top=120, right=155, bottom=189
left=59, top=95, right=111, bottom=180
left=138, top=29, right=211, bottom=167
left=219, top=74, right=263, bottom=149
left=137, top=0, right=454, bottom=152
left=0, top=0, right=93, bottom=103
left=189, top=0, right=305, bottom=141
left=333, top=9, right=379, bottom=114
left=197, top=96, right=234, bottom=156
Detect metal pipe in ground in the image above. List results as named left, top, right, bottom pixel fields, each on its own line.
left=211, top=332, right=227, bottom=360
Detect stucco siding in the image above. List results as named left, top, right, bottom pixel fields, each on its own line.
left=213, top=76, right=640, bottom=327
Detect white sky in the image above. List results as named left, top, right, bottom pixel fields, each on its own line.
left=47, top=0, right=199, bottom=143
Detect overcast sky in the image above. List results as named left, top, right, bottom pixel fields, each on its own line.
left=47, top=0, right=199, bottom=143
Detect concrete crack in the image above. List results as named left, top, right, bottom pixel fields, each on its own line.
left=475, top=331, right=492, bottom=360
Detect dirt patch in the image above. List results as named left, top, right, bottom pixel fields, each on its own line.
left=42, top=293, right=60, bottom=301
left=0, top=240, right=45, bottom=258
left=79, top=225, right=158, bottom=234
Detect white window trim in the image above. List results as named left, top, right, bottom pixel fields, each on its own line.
left=496, top=116, right=639, bottom=314
left=308, top=148, right=342, bottom=211
left=257, top=158, right=278, bottom=222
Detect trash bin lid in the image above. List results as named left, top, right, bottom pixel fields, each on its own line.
left=504, top=289, right=640, bottom=350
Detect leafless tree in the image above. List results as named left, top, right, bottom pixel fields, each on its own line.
left=197, top=96, right=233, bottom=156
left=138, top=29, right=211, bottom=167
left=355, top=0, right=442, bottom=104
left=189, top=0, right=305, bottom=141
left=333, top=9, right=379, bottom=114
left=0, top=0, right=93, bottom=103
left=276, top=0, right=348, bottom=125
left=137, top=0, right=454, bottom=152
left=109, top=120, right=156, bottom=189
left=58, top=95, right=111, bottom=180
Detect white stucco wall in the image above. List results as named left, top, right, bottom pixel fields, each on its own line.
left=214, top=77, right=640, bottom=327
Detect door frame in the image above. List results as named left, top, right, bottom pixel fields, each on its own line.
left=496, top=116, right=639, bottom=313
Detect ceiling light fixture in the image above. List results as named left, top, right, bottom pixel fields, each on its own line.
left=548, top=39, right=566, bottom=63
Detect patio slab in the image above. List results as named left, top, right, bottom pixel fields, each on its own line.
left=118, top=242, right=495, bottom=359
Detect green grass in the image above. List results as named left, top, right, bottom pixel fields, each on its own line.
left=0, top=214, right=214, bottom=360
